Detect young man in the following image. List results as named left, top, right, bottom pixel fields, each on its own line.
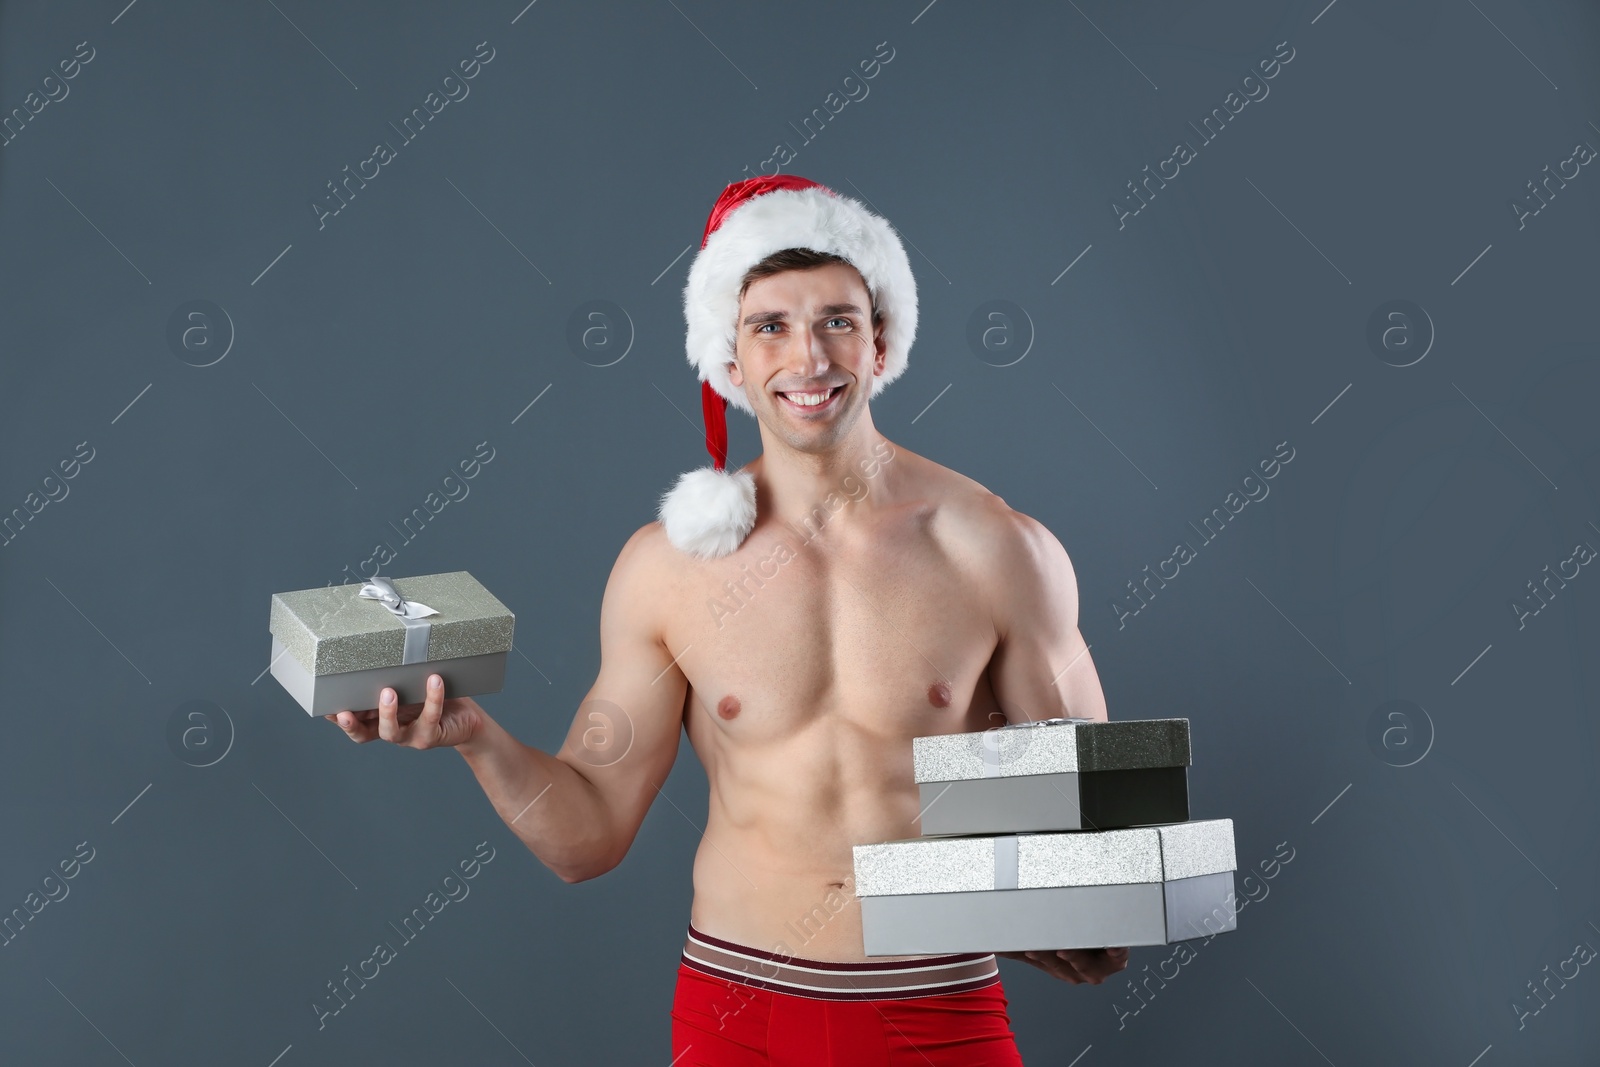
left=326, top=176, right=1128, bottom=1065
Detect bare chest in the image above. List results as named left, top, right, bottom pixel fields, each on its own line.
left=660, top=514, right=1002, bottom=740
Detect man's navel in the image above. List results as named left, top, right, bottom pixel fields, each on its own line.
left=716, top=694, right=742, bottom=720
left=927, top=680, right=952, bottom=708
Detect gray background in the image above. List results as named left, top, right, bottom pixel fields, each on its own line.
left=2, top=0, right=1597, bottom=1063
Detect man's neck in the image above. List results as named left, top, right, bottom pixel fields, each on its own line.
left=750, top=425, right=892, bottom=530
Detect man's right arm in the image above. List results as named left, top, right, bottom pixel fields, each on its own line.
left=452, top=524, right=690, bottom=882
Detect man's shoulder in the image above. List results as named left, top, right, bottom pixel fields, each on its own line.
left=918, top=458, right=1052, bottom=562
left=916, top=460, right=1080, bottom=641
left=599, top=521, right=685, bottom=630
left=614, top=520, right=684, bottom=583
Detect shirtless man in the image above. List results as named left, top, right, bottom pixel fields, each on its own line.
left=326, top=177, right=1130, bottom=1064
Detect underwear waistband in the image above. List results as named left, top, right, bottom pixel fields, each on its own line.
left=680, top=923, right=999, bottom=1001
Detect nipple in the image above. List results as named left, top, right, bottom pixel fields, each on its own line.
left=927, top=680, right=952, bottom=708
left=717, top=695, right=742, bottom=720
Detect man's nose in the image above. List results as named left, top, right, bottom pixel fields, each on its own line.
left=784, top=324, right=832, bottom=377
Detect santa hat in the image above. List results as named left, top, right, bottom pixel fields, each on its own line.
left=657, top=175, right=918, bottom=559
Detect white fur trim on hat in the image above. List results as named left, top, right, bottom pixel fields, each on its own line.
left=682, top=185, right=918, bottom=417
left=656, top=466, right=758, bottom=560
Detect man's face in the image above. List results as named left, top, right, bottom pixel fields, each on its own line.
left=726, top=262, right=887, bottom=455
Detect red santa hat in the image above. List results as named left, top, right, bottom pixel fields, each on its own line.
left=657, top=175, right=918, bottom=559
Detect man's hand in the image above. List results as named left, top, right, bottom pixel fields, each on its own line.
left=323, top=674, right=485, bottom=750
left=998, top=947, right=1130, bottom=985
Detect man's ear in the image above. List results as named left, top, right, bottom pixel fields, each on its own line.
left=726, top=358, right=743, bottom=388
left=872, top=318, right=888, bottom=376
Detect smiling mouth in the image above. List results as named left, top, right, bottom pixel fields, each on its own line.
left=776, top=385, right=845, bottom=412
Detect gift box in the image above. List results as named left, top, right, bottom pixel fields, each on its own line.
left=268, top=572, right=515, bottom=716
left=912, top=717, right=1191, bottom=835
left=853, top=819, right=1237, bottom=955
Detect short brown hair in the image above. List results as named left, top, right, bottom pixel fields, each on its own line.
left=738, top=248, right=881, bottom=326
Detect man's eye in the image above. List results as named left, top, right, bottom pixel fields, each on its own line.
left=827, top=318, right=852, bottom=328
left=756, top=323, right=778, bottom=333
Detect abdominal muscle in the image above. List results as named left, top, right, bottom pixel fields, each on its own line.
left=682, top=695, right=987, bottom=964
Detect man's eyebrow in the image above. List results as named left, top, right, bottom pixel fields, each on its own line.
left=741, top=303, right=866, bottom=326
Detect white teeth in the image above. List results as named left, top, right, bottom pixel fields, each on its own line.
left=782, top=387, right=837, bottom=407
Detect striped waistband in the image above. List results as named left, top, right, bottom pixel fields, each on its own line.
left=680, top=923, right=999, bottom=1002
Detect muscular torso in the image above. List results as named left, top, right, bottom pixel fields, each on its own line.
left=654, top=450, right=1009, bottom=962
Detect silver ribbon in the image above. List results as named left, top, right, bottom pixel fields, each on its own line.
left=993, top=835, right=1019, bottom=890
left=1006, top=716, right=1095, bottom=728
left=358, top=576, right=439, bottom=665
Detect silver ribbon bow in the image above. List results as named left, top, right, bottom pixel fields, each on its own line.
left=359, top=576, right=439, bottom=665
left=1002, top=716, right=1096, bottom=729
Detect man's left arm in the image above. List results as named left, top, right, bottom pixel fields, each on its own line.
left=984, top=504, right=1129, bottom=986
left=984, top=506, right=1107, bottom=725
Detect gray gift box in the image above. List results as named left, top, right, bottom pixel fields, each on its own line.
left=853, top=819, right=1237, bottom=955
left=912, top=717, right=1191, bottom=834
left=267, top=572, right=515, bottom=716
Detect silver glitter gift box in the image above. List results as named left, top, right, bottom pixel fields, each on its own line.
left=912, top=717, right=1191, bottom=834
left=267, top=572, right=515, bottom=716
left=853, top=820, right=1237, bottom=955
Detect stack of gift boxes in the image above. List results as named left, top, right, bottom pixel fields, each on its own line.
left=853, top=717, right=1238, bottom=955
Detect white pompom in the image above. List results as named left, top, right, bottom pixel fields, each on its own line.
left=657, top=466, right=758, bottom=559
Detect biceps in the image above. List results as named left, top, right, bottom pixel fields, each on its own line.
left=1052, top=629, right=1107, bottom=721
left=988, top=517, right=1107, bottom=721
left=990, top=625, right=1105, bottom=723
left=555, top=629, right=687, bottom=839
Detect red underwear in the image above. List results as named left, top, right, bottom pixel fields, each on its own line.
left=670, top=923, right=1024, bottom=1066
